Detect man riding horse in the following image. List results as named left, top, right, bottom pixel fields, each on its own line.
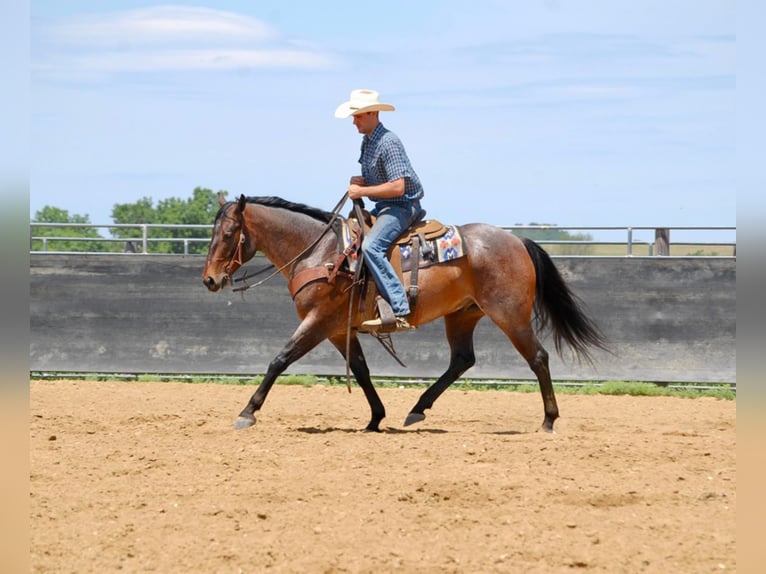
left=335, top=89, right=425, bottom=332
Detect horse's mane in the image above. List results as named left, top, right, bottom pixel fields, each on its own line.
left=245, top=196, right=334, bottom=223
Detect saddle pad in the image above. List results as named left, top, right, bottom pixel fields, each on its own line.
left=399, top=225, right=465, bottom=271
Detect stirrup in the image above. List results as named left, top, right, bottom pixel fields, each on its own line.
left=360, top=316, right=415, bottom=333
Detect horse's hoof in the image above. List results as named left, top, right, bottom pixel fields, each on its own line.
left=538, top=423, right=556, bottom=434
left=363, top=426, right=382, bottom=433
left=403, top=412, right=426, bottom=427
left=233, top=414, right=256, bottom=430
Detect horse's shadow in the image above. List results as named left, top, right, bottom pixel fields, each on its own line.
left=296, top=426, right=449, bottom=435
left=295, top=426, right=528, bottom=435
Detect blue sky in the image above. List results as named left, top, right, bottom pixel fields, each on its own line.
left=30, top=1, right=735, bottom=240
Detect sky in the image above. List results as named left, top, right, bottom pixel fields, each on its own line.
left=30, top=1, right=735, bottom=242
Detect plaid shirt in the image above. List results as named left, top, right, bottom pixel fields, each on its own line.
left=359, top=123, right=424, bottom=204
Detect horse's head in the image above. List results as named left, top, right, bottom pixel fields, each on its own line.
left=202, top=194, right=253, bottom=291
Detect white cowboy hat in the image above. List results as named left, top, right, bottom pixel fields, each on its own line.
left=334, top=89, right=395, bottom=118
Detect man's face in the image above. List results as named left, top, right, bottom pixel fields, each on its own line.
left=352, top=112, right=377, bottom=136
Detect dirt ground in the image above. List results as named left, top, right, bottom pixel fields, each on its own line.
left=29, top=380, right=736, bottom=573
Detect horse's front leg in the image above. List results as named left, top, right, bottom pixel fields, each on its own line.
left=234, top=321, right=327, bottom=430
left=328, top=333, right=386, bottom=432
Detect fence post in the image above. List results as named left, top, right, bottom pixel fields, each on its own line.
left=627, top=227, right=633, bottom=256
left=654, top=228, right=670, bottom=256
left=141, top=225, right=148, bottom=254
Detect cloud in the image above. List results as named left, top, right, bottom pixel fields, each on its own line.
left=44, top=5, right=279, bottom=46
left=34, top=5, right=337, bottom=74
left=68, top=49, right=334, bottom=72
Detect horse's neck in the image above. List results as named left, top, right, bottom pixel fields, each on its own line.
left=247, top=204, right=332, bottom=270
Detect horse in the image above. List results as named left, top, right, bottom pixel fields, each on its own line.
left=202, top=194, right=607, bottom=432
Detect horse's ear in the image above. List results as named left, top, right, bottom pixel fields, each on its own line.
left=217, top=192, right=226, bottom=207
left=237, top=194, right=247, bottom=213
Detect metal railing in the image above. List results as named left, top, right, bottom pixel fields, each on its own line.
left=30, top=223, right=212, bottom=255
left=30, top=223, right=737, bottom=257
left=502, top=225, right=736, bottom=257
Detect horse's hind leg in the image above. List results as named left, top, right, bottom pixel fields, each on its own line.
left=328, top=333, right=386, bottom=432
left=505, top=326, right=558, bottom=432
left=404, top=307, right=483, bottom=427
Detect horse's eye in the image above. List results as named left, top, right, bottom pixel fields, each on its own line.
left=223, top=232, right=233, bottom=240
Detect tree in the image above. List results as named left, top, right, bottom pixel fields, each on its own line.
left=511, top=223, right=594, bottom=255
left=110, top=187, right=227, bottom=254
left=31, top=206, right=116, bottom=252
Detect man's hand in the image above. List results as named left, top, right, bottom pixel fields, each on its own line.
left=348, top=183, right=365, bottom=200
left=348, top=176, right=366, bottom=200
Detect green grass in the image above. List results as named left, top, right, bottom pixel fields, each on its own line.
left=31, top=372, right=735, bottom=400
left=557, top=380, right=735, bottom=400
left=448, top=379, right=734, bottom=399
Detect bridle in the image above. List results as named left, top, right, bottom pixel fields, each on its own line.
left=228, top=228, right=247, bottom=273
left=206, top=211, right=252, bottom=278
left=211, top=207, right=279, bottom=292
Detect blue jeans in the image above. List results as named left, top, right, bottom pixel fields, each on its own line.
left=363, top=201, right=422, bottom=316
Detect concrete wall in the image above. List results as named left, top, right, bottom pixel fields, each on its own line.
left=30, top=254, right=736, bottom=383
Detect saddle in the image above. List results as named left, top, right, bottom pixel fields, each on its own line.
left=396, top=215, right=447, bottom=245
left=287, top=208, right=465, bottom=326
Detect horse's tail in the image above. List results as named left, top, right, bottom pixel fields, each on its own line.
left=522, top=237, right=608, bottom=364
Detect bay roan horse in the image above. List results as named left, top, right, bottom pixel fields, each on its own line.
left=203, top=194, right=607, bottom=432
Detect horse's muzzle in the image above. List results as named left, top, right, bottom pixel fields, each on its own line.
left=203, top=274, right=228, bottom=292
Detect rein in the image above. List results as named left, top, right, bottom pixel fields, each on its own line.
left=344, top=199, right=368, bottom=392
left=231, top=192, right=350, bottom=293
